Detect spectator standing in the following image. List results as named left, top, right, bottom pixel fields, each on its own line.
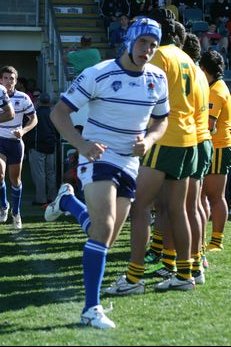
left=22, top=88, right=42, bottom=160
left=64, top=35, right=101, bottom=79
left=27, top=92, right=58, bottom=205
left=0, top=65, right=37, bottom=229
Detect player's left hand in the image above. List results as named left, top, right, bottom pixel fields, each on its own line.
left=11, top=128, right=23, bottom=139
left=132, top=135, right=148, bottom=157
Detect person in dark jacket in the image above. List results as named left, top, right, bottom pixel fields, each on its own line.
left=100, top=0, right=130, bottom=32
left=109, top=13, right=130, bottom=57
left=28, top=92, right=58, bottom=205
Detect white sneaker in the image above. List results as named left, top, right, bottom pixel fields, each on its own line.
left=155, top=276, right=195, bottom=292
left=103, top=275, right=145, bottom=295
left=80, top=305, right=115, bottom=329
left=0, top=202, right=9, bottom=222
left=193, top=270, right=205, bottom=285
left=12, top=213, right=22, bottom=230
left=44, top=183, right=74, bottom=222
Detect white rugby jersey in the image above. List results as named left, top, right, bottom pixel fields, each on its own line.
left=0, top=85, right=11, bottom=108
left=0, top=89, right=36, bottom=139
left=62, top=59, right=169, bottom=177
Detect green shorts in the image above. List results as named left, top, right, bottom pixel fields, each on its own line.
left=207, top=147, right=231, bottom=175
left=142, top=144, right=198, bottom=180
left=191, top=140, right=214, bottom=180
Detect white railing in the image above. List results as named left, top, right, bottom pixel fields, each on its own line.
left=42, top=0, right=69, bottom=100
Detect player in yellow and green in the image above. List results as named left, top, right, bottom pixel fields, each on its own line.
left=105, top=9, right=199, bottom=294
left=143, top=10, right=198, bottom=291
left=183, top=33, right=213, bottom=279
left=145, top=31, right=213, bottom=278
left=200, top=49, right=231, bottom=252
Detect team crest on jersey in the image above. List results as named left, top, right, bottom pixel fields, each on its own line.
left=15, top=101, right=20, bottom=106
left=111, top=81, right=122, bottom=92
left=80, top=166, right=87, bottom=174
left=147, top=80, right=155, bottom=99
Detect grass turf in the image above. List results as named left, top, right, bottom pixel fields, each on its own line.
left=0, top=214, right=231, bottom=346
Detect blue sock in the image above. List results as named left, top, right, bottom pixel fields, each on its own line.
left=0, top=181, right=8, bottom=208
left=11, top=184, right=22, bottom=215
left=60, top=195, right=91, bottom=234
left=82, top=239, right=108, bottom=312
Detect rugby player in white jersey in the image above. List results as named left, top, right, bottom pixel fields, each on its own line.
left=45, top=18, right=169, bottom=329
left=0, top=84, right=15, bottom=122
left=0, top=66, right=37, bottom=229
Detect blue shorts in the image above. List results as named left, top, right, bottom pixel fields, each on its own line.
left=0, top=137, right=24, bottom=164
left=77, top=161, right=136, bottom=200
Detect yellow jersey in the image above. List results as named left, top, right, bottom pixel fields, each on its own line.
left=151, top=44, right=197, bottom=147
left=194, top=65, right=211, bottom=144
left=209, top=79, right=231, bottom=148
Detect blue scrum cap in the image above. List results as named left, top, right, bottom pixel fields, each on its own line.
left=125, top=17, right=162, bottom=54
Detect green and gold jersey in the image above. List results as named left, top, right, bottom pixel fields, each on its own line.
left=151, top=44, right=197, bottom=147
left=194, top=65, right=211, bottom=144
left=209, top=79, right=231, bottom=148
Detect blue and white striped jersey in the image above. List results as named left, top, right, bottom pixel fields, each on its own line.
left=0, top=90, right=36, bottom=139
left=0, top=85, right=11, bottom=108
left=62, top=58, right=169, bottom=154
left=62, top=58, right=169, bottom=178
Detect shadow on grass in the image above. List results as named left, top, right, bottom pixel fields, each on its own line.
left=0, top=221, right=86, bottom=313
left=0, top=218, right=132, bottom=315
left=0, top=321, right=86, bottom=336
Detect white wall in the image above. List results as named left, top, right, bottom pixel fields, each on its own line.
left=0, top=27, right=42, bottom=51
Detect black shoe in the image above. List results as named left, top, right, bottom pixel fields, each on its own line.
left=152, top=266, right=176, bottom=279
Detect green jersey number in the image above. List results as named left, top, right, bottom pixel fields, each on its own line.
left=181, top=63, right=191, bottom=96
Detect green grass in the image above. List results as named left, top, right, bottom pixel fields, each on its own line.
left=0, top=215, right=231, bottom=346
